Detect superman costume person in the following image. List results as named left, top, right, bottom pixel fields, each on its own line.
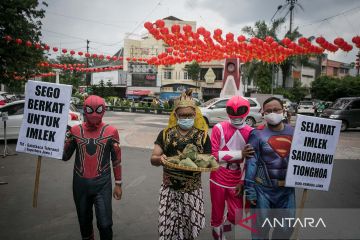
left=245, top=97, right=295, bottom=240
left=63, top=95, right=122, bottom=240
left=210, top=96, right=254, bottom=240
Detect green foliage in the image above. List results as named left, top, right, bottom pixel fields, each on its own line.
left=311, top=76, right=360, bottom=101
left=105, top=80, right=115, bottom=97
left=273, top=79, right=308, bottom=102
left=0, top=0, right=47, bottom=85
left=185, top=61, right=201, bottom=81
left=95, top=79, right=106, bottom=97
left=54, top=55, right=85, bottom=91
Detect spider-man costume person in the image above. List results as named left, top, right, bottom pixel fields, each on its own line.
left=63, top=95, right=122, bottom=240
left=210, top=96, right=254, bottom=240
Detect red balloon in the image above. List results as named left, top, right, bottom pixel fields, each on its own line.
left=53, top=47, right=58, bottom=52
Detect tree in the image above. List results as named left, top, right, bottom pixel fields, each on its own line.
left=311, top=76, right=360, bottom=101
left=0, top=0, right=47, bottom=86
left=106, top=80, right=114, bottom=97
left=97, top=80, right=106, bottom=97
left=242, top=20, right=284, bottom=89
left=53, top=55, right=85, bottom=92
left=186, top=61, right=200, bottom=84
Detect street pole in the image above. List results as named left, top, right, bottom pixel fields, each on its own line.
left=54, top=69, right=60, bottom=84
left=287, top=0, right=297, bottom=33
left=86, top=40, right=90, bottom=91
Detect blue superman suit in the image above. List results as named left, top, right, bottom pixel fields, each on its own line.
left=245, top=124, right=295, bottom=240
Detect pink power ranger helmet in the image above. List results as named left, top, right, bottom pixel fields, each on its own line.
left=226, top=96, right=250, bottom=119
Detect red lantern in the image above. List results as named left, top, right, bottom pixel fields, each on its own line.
left=25, top=41, right=32, bottom=47
left=44, top=44, right=50, bottom=50
left=237, top=35, right=246, bottom=42
left=171, top=24, right=180, bottom=34
left=106, top=55, right=111, bottom=60
left=35, top=43, right=41, bottom=49
left=53, top=47, right=58, bottom=52
left=78, top=51, right=83, bottom=56
left=92, top=53, right=98, bottom=58
left=112, top=56, right=118, bottom=61
left=70, top=50, right=75, bottom=55
left=144, top=22, right=153, bottom=30
left=155, top=19, right=165, bottom=28
left=316, top=37, right=325, bottom=45
left=4, top=35, right=12, bottom=42
left=281, top=38, right=291, bottom=46
left=85, top=53, right=90, bottom=58
left=62, top=49, right=67, bottom=54
left=99, top=54, right=104, bottom=60
left=15, top=38, right=22, bottom=45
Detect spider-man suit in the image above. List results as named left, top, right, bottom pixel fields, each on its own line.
left=210, top=96, right=253, bottom=240
left=245, top=124, right=295, bottom=240
left=63, top=95, right=122, bottom=240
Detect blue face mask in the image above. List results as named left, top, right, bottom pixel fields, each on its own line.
left=177, top=118, right=194, bottom=130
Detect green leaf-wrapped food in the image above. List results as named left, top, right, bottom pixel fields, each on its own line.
left=168, top=157, right=180, bottom=165
left=180, top=144, right=198, bottom=161
left=208, top=156, right=219, bottom=168
left=179, top=157, right=198, bottom=168
left=194, top=159, right=210, bottom=168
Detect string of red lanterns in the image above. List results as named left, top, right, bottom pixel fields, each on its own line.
left=143, top=19, right=360, bottom=65
left=37, top=61, right=124, bottom=73
left=2, top=35, right=149, bottom=63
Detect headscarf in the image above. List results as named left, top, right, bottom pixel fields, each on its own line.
left=164, top=89, right=208, bottom=143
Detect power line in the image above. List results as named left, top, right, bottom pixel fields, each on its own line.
left=299, top=5, right=360, bottom=29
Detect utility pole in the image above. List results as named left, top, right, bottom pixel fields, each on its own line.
left=287, top=0, right=297, bottom=33
left=86, top=40, right=90, bottom=90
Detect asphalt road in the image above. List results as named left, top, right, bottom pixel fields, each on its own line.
left=1, top=144, right=360, bottom=240
left=1, top=111, right=360, bottom=239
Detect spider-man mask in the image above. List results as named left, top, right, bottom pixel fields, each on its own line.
left=84, top=95, right=105, bottom=128
left=226, top=96, right=250, bottom=119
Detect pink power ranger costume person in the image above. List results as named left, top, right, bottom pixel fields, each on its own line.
left=210, top=96, right=254, bottom=240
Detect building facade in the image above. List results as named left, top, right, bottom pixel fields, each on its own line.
left=122, top=16, right=224, bottom=100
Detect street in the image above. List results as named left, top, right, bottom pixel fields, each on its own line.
left=0, top=111, right=360, bottom=239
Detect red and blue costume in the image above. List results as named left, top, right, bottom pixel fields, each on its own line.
left=210, top=96, right=253, bottom=240
left=63, top=95, right=122, bottom=240
left=245, top=124, right=295, bottom=239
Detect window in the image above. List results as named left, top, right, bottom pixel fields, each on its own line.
left=164, top=71, right=172, bottom=80
left=183, top=71, right=189, bottom=80
left=1, top=103, right=24, bottom=116
left=213, top=100, right=227, bottom=109
left=248, top=99, right=257, bottom=107
left=350, top=100, right=360, bottom=109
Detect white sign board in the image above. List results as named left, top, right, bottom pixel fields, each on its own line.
left=16, top=81, right=72, bottom=159
left=92, top=71, right=119, bottom=85
left=1, top=112, right=8, bottom=121
left=285, top=115, right=341, bottom=191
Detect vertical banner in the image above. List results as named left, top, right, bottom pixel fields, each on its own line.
left=16, top=80, right=72, bottom=159
left=285, top=115, right=341, bottom=191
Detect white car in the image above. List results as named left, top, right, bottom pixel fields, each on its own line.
left=200, top=97, right=262, bottom=127
left=297, top=101, right=315, bottom=115
left=0, top=100, right=82, bottom=140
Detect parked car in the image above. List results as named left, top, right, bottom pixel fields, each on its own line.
left=320, top=97, right=360, bottom=131
left=0, top=100, right=82, bottom=140
left=0, top=95, right=6, bottom=106
left=200, top=97, right=262, bottom=127
left=297, top=101, right=315, bottom=115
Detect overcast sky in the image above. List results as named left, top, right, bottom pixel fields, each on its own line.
left=41, top=0, right=360, bottom=63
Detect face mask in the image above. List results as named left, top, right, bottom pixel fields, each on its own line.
left=177, top=118, right=194, bottom=130
left=264, top=113, right=283, bottom=126
left=230, top=118, right=246, bottom=128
